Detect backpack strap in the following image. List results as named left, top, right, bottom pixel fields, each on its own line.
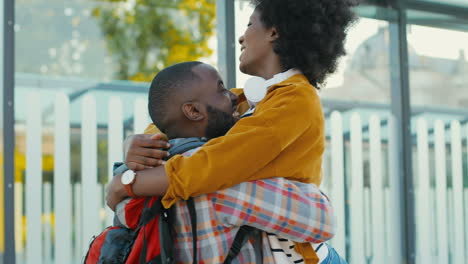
left=158, top=138, right=206, bottom=264
left=158, top=198, right=198, bottom=264
left=159, top=206, right=176, bottom=264
left=223, top=226, right=262, bottom=264
left=252, top=230, right=263, bottom=263
left=140, top=226, right=149, bottom=264
left=187, top=198, right=198, bottom=264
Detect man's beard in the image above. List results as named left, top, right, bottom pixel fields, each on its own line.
left=205, top=105, right=237, bottom=139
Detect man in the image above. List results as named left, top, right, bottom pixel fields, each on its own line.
left=111, top=61, right=336, bottom=263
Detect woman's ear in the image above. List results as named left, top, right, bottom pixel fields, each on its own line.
left=181, top=102, right=205, bottom=121
left=268, top=27, right=279, bottom=42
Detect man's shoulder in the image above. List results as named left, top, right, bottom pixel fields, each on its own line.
left=168, top=137, right=207, bottom=157
left=181, top=147, right=202, bottom=157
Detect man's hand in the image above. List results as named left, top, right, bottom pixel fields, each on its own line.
left=124, top=133, right=170, bottom=171
left=105, top=173, right=128, bottom=211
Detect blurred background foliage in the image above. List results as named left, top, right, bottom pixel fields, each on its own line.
left=92, top=0, right=216, bottom=82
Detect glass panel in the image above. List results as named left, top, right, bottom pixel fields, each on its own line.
left=321, top=17, right=391, bottom=104
left=407, top=16, right=468, bottom=263
left=408, top=24, right=468, bottom=109
left=15, top=0, right=217, bottom=262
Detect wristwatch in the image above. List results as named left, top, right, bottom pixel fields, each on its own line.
left=121, top=170, right=137, bottom=197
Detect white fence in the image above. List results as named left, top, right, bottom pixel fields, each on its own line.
left=15, top=93, right=468, bottom=263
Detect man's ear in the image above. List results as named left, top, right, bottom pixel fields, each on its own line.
left=181, top=102, right=206, bottom=121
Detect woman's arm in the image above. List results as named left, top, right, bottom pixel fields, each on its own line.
left=162, top=82, right=323, bottom=207
left=123, top=133, right=170, bottom=171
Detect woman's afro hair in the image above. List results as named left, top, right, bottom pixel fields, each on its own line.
left=252, top=0, right=358, bottom=88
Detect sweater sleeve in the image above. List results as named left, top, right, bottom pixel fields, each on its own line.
left=162, top=84, right=320, bottom=208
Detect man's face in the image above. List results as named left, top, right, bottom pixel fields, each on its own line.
left=191, top=64, right=239, bottom=139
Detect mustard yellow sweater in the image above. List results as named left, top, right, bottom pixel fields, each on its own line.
left=161, top=74, right=324, bottom=208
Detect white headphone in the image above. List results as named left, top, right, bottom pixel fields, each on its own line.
left=243, top=68, right=301, bottom=107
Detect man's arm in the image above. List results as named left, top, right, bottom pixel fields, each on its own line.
left=211, top=178, right=335, bottom=244
left=106, top=132, right=170, bottom=211
left=106, top=167, right=168, bottom=211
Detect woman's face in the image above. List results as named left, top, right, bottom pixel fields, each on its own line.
left=238, top=9, right=276, bottom=76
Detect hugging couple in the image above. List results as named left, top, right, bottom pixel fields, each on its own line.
left=105, top=0, right=356, bottom=263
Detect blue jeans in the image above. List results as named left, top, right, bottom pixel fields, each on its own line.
left=322, top=243, right=348, bottom=264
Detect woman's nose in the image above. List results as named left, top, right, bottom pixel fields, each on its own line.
left=230, top=92, right=239, bottom=104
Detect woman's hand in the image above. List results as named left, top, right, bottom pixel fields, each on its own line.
left=105, top=173, right=128, bottom=211
left=124, top=133, right=170, bottom=171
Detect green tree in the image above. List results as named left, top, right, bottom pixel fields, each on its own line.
left=92, top=0, right=215, bottom=82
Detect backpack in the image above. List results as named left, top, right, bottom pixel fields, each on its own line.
left=84, top=137, right=261, bottom=264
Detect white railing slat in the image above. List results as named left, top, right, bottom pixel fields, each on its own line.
left=364, top=188, right=372, bottom=260
left=434, top=120, right=448, bottom=263
left=74, top=183, right=82, bottom=261
left=95, top=186, right=104, bottom=229
left=43, top=183, right=52, bottom=264
left=107, top=97, right=123, bottom=225
left=54, top=93, right=72, bottom=264
left=416, top=118, right=432, bottom=264
left=81, top=95, right=100, bottom=254
left=349, top=113, right=365, bottom=264
left=134, top=98, right=149, bottom=134
left=329, top=111, right=346, bottom=256
left=450, top=121, right=465, bottom=263
left=369, top=115, right=385, bottom=264
left=387, top=115, right=403, bottom=261
left=384, top=188, right=392, bottom=258
left=14, top=182, right=24, bottom=257
left=320, top=152, right=330, bottom=199
left=465, top=188, right=468, bottom=261
left=26, top=92, right=43, bottom=264
left=465, top=124, right=468, bottom=262
left=447, top=189, right=454, bottom=261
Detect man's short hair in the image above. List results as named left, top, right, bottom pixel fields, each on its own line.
left=148, top=61, right=203, bottom=133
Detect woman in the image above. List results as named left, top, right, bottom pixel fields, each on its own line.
left=107, top=0, right=356, bottom=263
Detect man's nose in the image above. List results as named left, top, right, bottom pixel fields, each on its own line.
left=238, top=35, right=244, bottom=45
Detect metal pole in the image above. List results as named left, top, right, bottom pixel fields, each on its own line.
left=216, top=0, right=237, bottom=89
left=3, top=0, right=16, bottom=262
left=389, top=3, right=416, bottom=264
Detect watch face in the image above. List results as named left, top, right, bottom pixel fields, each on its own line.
left=121, top=170, right=135, bottom=185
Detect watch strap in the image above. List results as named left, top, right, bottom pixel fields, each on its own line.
left=124, top=183, right=136, bottom=197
